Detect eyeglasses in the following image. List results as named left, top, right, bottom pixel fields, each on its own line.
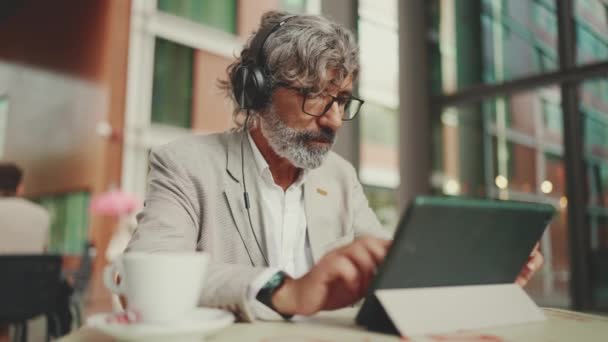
left=277, top=83, right=364, bottom=121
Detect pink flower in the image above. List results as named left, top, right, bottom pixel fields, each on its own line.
left=90, top=189, right=141, bottom=217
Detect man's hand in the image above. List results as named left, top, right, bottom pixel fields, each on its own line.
left=516, top=243, right=544, bottom=287
left=271, top=236, right=391, bottom=316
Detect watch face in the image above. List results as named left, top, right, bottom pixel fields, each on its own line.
left=256, top=271, right=293, bottom=319
left=265, top=271, right=287, bottom=289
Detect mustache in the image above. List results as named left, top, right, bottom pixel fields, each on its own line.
left=298, top=126, right=336, bottom=144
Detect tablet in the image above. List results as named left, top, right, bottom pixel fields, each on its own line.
left=355, top=196, right=556, bottom=334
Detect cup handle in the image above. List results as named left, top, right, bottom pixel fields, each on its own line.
left=103, top=262, right=126, bottom=294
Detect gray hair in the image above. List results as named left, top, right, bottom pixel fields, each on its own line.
left=219, top=11, right=360, bottom=128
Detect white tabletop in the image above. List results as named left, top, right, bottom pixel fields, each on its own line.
left=59, top=307, right=608, bottom=342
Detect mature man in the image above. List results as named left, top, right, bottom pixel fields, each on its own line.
left=127, top=11, right=543, bottom=321
left=0, top=163, right=50, bottom=253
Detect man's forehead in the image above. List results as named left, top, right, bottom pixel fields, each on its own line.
left=326, top=74, right=354, bottom=92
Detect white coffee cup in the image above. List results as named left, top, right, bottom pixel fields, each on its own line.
left=103, top=252, right=208, bottom=323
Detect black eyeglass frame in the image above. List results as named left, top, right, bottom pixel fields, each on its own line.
left=276, top=83, right=365, bottom=121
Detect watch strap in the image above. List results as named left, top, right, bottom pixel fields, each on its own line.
left=255, top=270, right=294, bottom=320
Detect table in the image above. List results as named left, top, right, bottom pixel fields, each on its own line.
left=59, top=307, right=608, bottom=341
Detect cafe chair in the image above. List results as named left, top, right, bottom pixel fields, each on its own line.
left=0, top=255, right=63, bottom=342
left=67, top=241, right=95, bottom=328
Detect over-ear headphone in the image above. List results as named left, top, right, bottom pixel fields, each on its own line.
left=233, top=15, right=297, bottom=111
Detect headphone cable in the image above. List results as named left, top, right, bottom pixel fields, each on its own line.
left=241, top=112, right=270, bottom=267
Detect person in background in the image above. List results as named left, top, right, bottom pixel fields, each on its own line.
left=0, top=163, right=52, bottom=341
left=0, top=162, right=50, bottom=253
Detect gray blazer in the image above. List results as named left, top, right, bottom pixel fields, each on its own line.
left=127, top=130, right=389, bottom=321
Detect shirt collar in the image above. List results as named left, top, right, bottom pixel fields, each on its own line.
left=247, top=131, right=309, bottom=188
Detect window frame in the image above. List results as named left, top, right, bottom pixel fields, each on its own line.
left=429, top=0, right=608, bottom=311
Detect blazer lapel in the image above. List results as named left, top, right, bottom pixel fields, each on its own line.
left=304, top=173, right=335, bottom=263
left=223, top=131, right=267, bottom=266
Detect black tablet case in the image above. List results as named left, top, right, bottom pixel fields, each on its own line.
left=356, top=196, right=555, bottom=335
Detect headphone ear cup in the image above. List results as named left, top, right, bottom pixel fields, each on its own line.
left=233, top=64, right=269, bottom=110
left=248, top=66, right=270, bottom=110
left=232, top=65, right=249, bottom=109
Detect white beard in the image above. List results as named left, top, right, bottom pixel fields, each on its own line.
left=259, top=107, right=336, bottom=170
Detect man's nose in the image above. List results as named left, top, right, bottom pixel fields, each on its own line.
left=319, top=101, right=343, bottom=131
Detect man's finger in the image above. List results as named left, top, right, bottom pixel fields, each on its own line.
left=527, top=250, right=544, bottom=271
left=327, top=255, right=361, bottom=294
left=516, top=265, right=534, bottom=286
left=358, top=238, right=391, bottom=264
left=344, top=243, right=377, bottom=276
left=342, top=244, right=379, bottom=296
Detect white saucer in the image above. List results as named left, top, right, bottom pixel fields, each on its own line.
left=87, top=308, right=234, bottom=341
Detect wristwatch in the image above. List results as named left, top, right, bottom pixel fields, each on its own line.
left=256, top=271, right=294, bottom=320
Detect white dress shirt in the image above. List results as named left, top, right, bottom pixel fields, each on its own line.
left=246, top=133, right=314, bottom=320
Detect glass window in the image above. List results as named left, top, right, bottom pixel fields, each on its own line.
left=575, top=0, right=608, bottom=65
left=360, top=102, right=398, bottom=148
left=433, top=104, right=485, bottom=197
left=587, top=80, right=608, bottom=308
left=531, top=207, right=571, bottom=308
left=589, top=162, right=608, bottom=208
left=429, top=0, right=558, bottom=94
left=358, top=14, right=398, bottom=108
left=434, top=88, right=564, bottom=200
left=491, top=139, right=538, bottom=194
left=35, top=192, right=90, bottom=254
left=358, top=0, right=399, bottom=230
left=434, top=87, right=570, bottom=307
left=542, top=95, right=564, bottom=145
left=157, top=0, right=237, bottom=34
left=359, top=102, right=399, bottom=188
left=589, top=214, right=608, bottom=310
left=584, top=113, right=608, bottom=161
left=583, top=78, right=608, bottom=207
left=428, top=0, right=608, bottom=311
left=152, top=38, right=194, bottom=129
left=545, top=153, right=566, bottom=199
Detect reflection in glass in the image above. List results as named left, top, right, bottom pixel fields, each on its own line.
left=359, top=102, right=399, bottom=188
left=590, top=215, right=608, bottom=310
left=357, top=0, right=399, bottom=221
left=491, top=139, right=537, bottom=195
left=545, top=154, right=566, bottom=199
left=434, top=87, right=570, bottom=307
left=527, top=207, right=571, bottom=307
left=582, top=78, right=608, bottom=210
left=589, top=162, right=608, bottom=208
left=575, top=0, right=608, bottom=65
left=583, top=78, right=608, bottom=309
left=429, top=0, right=558, bottom=94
